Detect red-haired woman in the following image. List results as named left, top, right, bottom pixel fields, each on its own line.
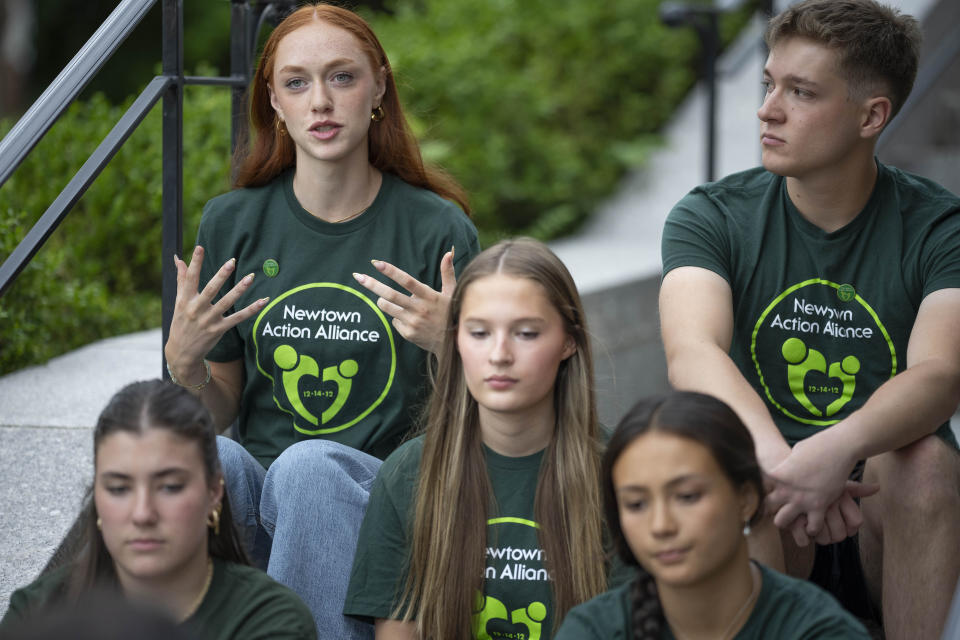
left=162, top=4, right=480, bottom=638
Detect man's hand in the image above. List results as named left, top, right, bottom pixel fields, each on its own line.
left=777, top=482, right=879, bottom=546
left=764, top=434, right=877, bottom=544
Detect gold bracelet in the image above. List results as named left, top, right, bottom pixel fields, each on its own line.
left=167, top=359, right=212, bottom=391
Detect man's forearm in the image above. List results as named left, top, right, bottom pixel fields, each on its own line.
left=814, top=358, right=960, bottom=462
left=667, top=341, right=791, bottom=468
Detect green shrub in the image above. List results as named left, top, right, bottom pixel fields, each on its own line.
left=0, top=72, right=231, bottom=374
left=368, top=0, right=751, bottom=244
left=0, top=2, right=753, bottom=373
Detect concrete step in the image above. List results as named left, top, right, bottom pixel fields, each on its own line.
left=0, top=329, right=161, bottom=613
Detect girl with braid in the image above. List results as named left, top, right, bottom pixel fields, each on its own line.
left=556, top=391, right=870, bottom=640
left=344, top=238, right=618, bottom=639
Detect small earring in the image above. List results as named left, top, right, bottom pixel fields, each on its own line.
left=371, top=105, right=385, bottom=122
left=207, top=504, right=222, bottom=536
left=96, top=517, right=102, bottom=531
left=275, top=118, right=287, bottom=136
left=742, top=521, right=751, bottom=537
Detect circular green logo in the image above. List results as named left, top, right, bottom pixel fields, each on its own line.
left=251, top=283, right=397, bottom=436
left=263, top=259, right=279, bottom=277
left=751, top=279, right=895, bottom=427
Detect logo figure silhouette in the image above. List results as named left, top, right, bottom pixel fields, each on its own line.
left=781, top=337, right=859, bottom=417
left=473, top=593, right=546, bottom=640
left=274, top=344, right=359, bottom=425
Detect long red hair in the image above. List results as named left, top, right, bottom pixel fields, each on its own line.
left=233, top=3, right=470, bottom=215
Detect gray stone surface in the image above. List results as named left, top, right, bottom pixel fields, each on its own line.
left=0, top=427, right=92, bottom=617
left=0, top=329, right=162, bottom=429
left=0, top=329, right=161, bottom=617
left=583, top=275, right=671, bottom=427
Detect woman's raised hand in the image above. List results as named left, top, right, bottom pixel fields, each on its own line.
left=352, top=248, right=456, bottom=355
left=164, top=245, right=268, bottom=384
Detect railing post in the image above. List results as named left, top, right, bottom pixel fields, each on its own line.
left=161, top=0, right=184, bottom=379
left=660, top=2, right=722, bottom=183
left=230, top=0, right=253, bottom=157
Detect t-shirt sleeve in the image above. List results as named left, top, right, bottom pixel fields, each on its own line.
left=919, top=205, right=960, bottom=299
left=1, top=586, right=31, bottom=628
left=195, top=199, right=243, bottom=362
left=0, top=568, right=68, bottom=631
left=343, top=453, right=415, bottom=622
left=661, top=188, right=733, bottom=283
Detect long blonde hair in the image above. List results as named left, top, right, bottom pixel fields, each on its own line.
left=400, top=238, right=606, bottom=638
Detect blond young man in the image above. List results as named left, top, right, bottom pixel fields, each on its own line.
left=659, top=1, right=960, bottom=637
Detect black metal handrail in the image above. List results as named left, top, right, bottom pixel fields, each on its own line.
left=0, top=0, right=156, bottom=189
left=659, top=0, right=757, bottom=183
left=0, top=0, right=298, bottom=379
left=0, top=0, right=170, bottom=300
left=0, top=74, right=172, bottom=295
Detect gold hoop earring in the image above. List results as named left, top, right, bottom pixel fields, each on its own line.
left=275, top=118, right=287, bottom=137
left=207, top=504, right=222, bottom=536
left=371, top=106, right=385, bottom=122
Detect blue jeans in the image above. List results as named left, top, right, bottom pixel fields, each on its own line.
left=217, top=436, right=381, bottom=640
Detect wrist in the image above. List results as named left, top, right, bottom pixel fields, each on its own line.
left=167, top=359, right=212, bottom=390
left=806, top=425, right=861, bottom=470
left=755, top=437, right=791, bottom=472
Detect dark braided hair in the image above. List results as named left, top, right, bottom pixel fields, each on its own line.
left=602, top=391, right=764, bottom=640
left=629, top=570, right=663, bottom=640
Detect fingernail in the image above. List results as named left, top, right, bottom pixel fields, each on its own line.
left=226, top=258, right=236, bottom=271
left=353, top=272, right=365, bottom=283
left=371, top=259, right=383, bottom=269
left=451, top=245, right=455, bottom=260
left=244, top=273, right=255, bottom=284
left=174, top=253, right=180, bottom=262
left=259, top=297, right=270, bottom=306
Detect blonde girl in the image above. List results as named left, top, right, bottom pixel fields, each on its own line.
left=345, top=238, right=608, bottom=639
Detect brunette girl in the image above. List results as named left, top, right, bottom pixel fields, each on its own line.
left=555, top=391, right=870, bottom=639
left=1, top=380, right=315, bottom=640
left=162, top=4, right=479, bottom=637
left=344, top=238, right=611, bottom=639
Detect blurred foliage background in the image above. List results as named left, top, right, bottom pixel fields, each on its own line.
left=0, top=0, right=752, bottom=374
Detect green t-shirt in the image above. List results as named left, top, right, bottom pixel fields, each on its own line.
left=554, top=563, right=870, bottom=639
left=662, top=162, right=960, bottom=445
left=197, top=172, right=480, bottom=466
left=344, top=436, right=558, bottom=640
left=1, top=558, right=317, bottom=640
